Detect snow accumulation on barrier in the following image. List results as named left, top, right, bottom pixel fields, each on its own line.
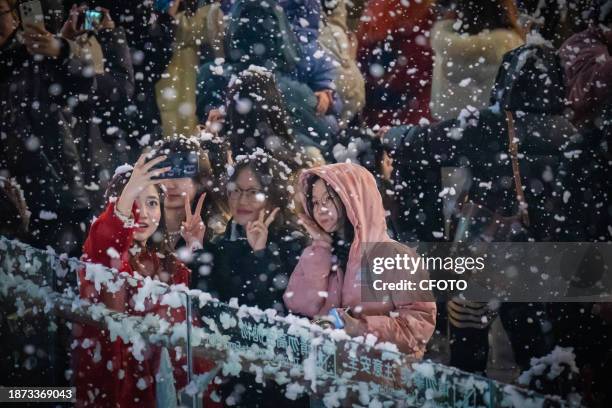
left=0, top=236, right=569, bottom=407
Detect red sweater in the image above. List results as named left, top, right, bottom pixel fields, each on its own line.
left=75, top=202, right=202, bottom=407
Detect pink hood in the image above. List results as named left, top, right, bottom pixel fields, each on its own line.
left=286, top=163, right=436, bottom=357
left=299, top=163, right=391, bottom=276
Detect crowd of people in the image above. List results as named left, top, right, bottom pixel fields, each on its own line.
left=0, top=0, right=611, bottom=406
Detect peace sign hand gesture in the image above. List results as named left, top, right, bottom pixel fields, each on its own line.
left=246, top=208, right=280, bottom=252
left=180, top=193, right=207, bottom=250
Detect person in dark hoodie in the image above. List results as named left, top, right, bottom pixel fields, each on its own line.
left=189, top=150, right=307, bottom=407
left=196, top=0, right=340, bottom=156
left=377, top=42, right=578, bottom=374
left=0, top=0, right=91, bottom=254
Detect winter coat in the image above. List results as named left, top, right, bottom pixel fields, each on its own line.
left=384, top=44, right=576, bottom=242
left=283, top=163, right=436, bottom=357
left=0, top=32, right=91, bottom=218
left=125, top=8, right=177, bottom=145
left=357, top=0, right=435, bottom=127
left=430, top=20, right=524, bottom=121
left=190, top=220, right=305, bottom=315
left=76, top=201, right=214, bottom=407
left=68, top=28, right=135, bottom=211
left=196, top=0, right=341, bottom=153
left=559, top=25, right=612, bottom=128
left=155, top=3, right=225, bottom=136
left=319, top=0, right=366, bottom=126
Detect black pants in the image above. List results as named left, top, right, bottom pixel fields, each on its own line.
left=449, top=302, right=553, bottom=374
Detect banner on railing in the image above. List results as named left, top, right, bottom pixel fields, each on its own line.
left=0, top=236, right=571, bottom=407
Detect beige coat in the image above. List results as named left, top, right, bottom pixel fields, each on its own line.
left=430, top=20, right=523, bottom=121
left=318, top=0, right=365, bottom=127
left=155, top=4, right=225, bottom=137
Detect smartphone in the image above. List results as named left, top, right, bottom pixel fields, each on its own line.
left=19, top=0, right=45, bottom=31
left=83, top=10, right=103, bottom=31
left=150, top=151, right=200, bottom=179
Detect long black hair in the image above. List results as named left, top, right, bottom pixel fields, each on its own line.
left=103, top=169, right=183, bottom=277
left=224, top=67, right=305, bottom=171
left=306, top=175, right=355, bottom=245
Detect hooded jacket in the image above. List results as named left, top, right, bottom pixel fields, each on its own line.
left=430, top=20, right=524, bottom=121
left=283, top=163, right=436, bottom=357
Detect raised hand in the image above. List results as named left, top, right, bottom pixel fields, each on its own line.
left=314, top=90, right=333, bottom=116
left=246, top=208, right=280, bottom=252
left=180, top=192, right=207, bottom=250
left=298, top=213, right=332, bottom=244
left=116, top=153, right=170, bottom=217
left=23, top=23, right=63, bottom=58
left=60, top=5, right=86, bottom=41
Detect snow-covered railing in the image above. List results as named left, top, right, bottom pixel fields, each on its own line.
left=0, top=236, right=572, bottom=407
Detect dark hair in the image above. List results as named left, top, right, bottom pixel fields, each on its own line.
left=453, top=0, right=524, bottom=38
left=304, top=175, right=354, bottom=243
left=224, top=68, right=305, bottom=171
left=103, top=170, right=182, bottom=276
left=152, top=136, right=230, bottom=236
left=229, top=151, right=300, bottom=235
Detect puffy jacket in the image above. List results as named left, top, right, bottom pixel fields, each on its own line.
left=284, top=163, right=436, bottom=357
left=196, top=0, right=341, bottom=152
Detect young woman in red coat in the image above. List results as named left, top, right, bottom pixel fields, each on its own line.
left=75, top=153, right=215, bottom=407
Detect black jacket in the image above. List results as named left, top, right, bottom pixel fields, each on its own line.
left=190, top=221, right=305, bottom=314
left=0, top=33, right=92, bottom=215
left=384, top=44, right=580, bottom=242
left=67, top=27, right=136, bottom=211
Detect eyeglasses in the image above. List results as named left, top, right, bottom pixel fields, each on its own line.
left=227, top=186, right=266, bottom=203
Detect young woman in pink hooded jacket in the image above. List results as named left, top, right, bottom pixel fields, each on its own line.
left=283, top=163, right=436, bottom=358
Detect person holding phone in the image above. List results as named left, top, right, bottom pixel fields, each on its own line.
left=0, top=0, right=94, bottom=254
left=151, top=137, right=229, bottom=251
left=58, top=4, right=136, bottom=211
left=75, top=152, right=217, bottom=406
left=283, top=163, right=437, bottom=358
left=188, top=149, right=307, bottom=407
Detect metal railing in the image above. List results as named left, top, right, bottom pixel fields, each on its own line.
left=0, top=236, right=572, bottom=407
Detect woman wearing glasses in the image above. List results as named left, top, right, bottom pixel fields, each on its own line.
left=189, top=148, right=305, bottom=315
left=188, top=149, right=307, bottom=407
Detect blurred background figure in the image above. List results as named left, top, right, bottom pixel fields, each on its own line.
left=430, top=0, right=524, bottom=122
left=357, top=0, right=436, bottom=127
